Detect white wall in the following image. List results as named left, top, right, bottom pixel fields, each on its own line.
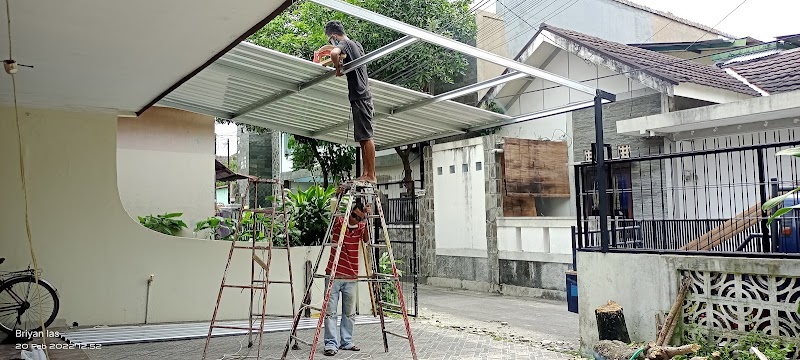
left=665, top=129, right=800, bottom=219
left=117, top=106, right=215, bottom=236
left=432, top=138, right=487, bottom=256
left=497, top=217, right=573, bottom=264
left=1, top=106, right=370, bottom=327
left=499, top=49, right=657, bottom=216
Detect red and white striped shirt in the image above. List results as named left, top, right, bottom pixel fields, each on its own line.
left=325, top=217, right=365, bottom=279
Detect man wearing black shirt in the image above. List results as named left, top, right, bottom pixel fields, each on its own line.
left=325, top=20, right=377, bottom=184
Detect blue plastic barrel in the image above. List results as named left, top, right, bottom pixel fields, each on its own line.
left=566, top=271, right=578, bottom=314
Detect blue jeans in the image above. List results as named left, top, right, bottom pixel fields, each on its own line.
left=323, top=279, right=357, bottom=351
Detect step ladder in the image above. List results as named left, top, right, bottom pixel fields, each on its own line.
left=280, top=180, right=417, bottom=360
left=202, top=178, right=297, bottom=360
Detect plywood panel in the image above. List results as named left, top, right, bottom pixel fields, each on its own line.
left=502, top=138, right=570, bottom=197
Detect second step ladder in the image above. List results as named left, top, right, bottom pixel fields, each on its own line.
left=281, top=181, right=417, bottom=360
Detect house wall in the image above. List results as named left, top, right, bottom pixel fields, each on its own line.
left=1, top=105, right=370, bottom=327
left=577, top=251, right=800, bottom=355
left=476, top=10, right=511, bottom=96
left=500, top=49, right=658, bottom=216
left=496, top=0, right=728, bottom=59
left=117, top=106, right=214, bottom=237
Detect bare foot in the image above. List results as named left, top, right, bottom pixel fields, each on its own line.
left=355, top=175, right=377, bottom=184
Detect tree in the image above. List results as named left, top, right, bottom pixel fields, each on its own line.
left=288, top=135, right=355, bottom=189
left=395, top=145, right=418, bottom=195
left=248, top=0, right=477, bottom=92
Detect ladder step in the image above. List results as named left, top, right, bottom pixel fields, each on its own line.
left=235, top=245, right=290, bottom=250
left=302, top=304, right=323, bottom=312
left=384, top=330, right=409, bottom=340
left=252, top=313, right=293, bottom=317
left=212, top=325, right=263, bottom=331
left=379, top=301, right=401, bottom=308
left=269, top=280, right=293, bottom=284
left=291, top=335, right=312, bottom=346
left=366, top=243, right=387, bottom=248
left=245, top=209, right=276, bottom=214
left=223, top=285, right=267, bottom=290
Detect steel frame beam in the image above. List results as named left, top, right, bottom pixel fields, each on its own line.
left=375, top=98, right=611, bottom=151
left=229, top=36, right=418, bottom=121
left=312, top=71, right=525, bottom=137
left=309, top=0, right=598, bottom=96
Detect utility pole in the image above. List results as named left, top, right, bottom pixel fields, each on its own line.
left=227, top=139, right=231, bottom=205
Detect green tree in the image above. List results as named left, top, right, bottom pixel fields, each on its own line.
left=248, top=0, right=477, bottom=92
left=288, top=135, right=355, bottom=188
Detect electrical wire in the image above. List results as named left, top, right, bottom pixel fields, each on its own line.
left=6, top=0, right=50, bottom=357
left=681, top=0, right=747, bottom=51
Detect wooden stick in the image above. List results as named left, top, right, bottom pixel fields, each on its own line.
left=657, top=278, right=691, bottom=346
left=750, top=347, right=769, bottom=360
left=681, top=204, right=760, bottom=250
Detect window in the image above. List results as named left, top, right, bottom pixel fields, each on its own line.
left=449, top=165, right=455, bottom=174
left=475, top=162, right=482, bottom=171
left=462, top=163, right=469, bottom=172
left=437, top=167, right=443, bottom=175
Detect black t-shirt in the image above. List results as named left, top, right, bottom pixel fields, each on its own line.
left=336, top=39, right=372, bottom=102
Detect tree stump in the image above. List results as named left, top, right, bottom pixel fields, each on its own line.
left=596, top=301, right=631, bottom=343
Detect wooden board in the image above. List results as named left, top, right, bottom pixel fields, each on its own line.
left=501, top=138, right=570, bottom=197
left=680, top=204, right=762, bottom=251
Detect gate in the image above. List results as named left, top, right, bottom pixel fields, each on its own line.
left=373, top=179, right=420, bottom=317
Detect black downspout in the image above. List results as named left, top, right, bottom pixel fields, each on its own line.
left=594, top=93, right=611, bottom=252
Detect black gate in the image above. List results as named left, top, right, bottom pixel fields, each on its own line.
left=373, top=179, right=420, bottom=317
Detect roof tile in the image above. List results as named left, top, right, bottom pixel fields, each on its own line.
left=728, top=49, right=800, bottom=94
left=541, top=24, right=758, bottom=96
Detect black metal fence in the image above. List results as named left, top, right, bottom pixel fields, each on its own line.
left=575, top=131, right=800, bottom=256
left=382, top=197, right=419, bottom=225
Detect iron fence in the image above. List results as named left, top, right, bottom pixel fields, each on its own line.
left=574, top=130, right=800, bottom=256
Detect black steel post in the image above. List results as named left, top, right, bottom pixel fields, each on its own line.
left=594, top=94, right=610, bottom=252
left=757, top=149, right=770, bottom=252
left=419, top=142, right=425, bottom=190
left=574, top=165, right=584, bottom=249
left=571, top=226, right=577, bottom=270
left=356, top=148, right=362, bottom=178
left=771, top=177, right=779, bottom=252
left=411, top=179, right=419, bottom=317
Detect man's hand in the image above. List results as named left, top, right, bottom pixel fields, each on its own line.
left=335, top=66, right=343, bottom=77
left=335, top=183, right=349, bottom=197
left=365, top=204, right=372, bottom=215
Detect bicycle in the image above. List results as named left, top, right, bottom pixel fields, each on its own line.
left=0, top=258, right=60, bottom=336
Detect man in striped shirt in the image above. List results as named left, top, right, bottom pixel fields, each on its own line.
left=323, top=184, right=370, bottom=356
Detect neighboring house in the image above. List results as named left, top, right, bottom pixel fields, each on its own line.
left=117, top=106, right=216, bottom=237
left=418, top=22, right=773, bottom=297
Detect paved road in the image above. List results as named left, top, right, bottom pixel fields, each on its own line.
left=1, top=285, right=580, bottom=360
left=418, top=285, right=579, bottom=345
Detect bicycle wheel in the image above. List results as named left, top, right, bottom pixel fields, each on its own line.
left=0, top=275, right=60, bottom=335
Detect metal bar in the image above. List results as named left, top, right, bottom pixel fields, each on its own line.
left=594, top=95, right=610, bottom=252
left=468, top=99, right=609, bottom=133
left=757, top=148, right=770, bottom=252
left=309, top=0, right=598, bottom=95
left=411, top=180, right=419, bottom=317
left=313, top=71, right=527, bottom=136
left=231, top=36, right=418, bottom=121
left=770, top=178, right=780, bottom=252
left=599, top=139, right=800, bottom=165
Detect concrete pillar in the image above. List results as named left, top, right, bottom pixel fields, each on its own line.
left=483, top=134, right=502, bottom=285
left=418, top=144, right=436, bottom=280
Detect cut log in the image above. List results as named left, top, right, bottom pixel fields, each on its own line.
left=680, top=204, right=761, bottom=251
left=594, top=340, right=638, bottom=360
left=646, top=343, right=700, bottom=360
left=596, top=301, right=631, bottom=343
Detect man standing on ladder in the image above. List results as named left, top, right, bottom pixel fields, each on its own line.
left=323, top=184, right=371, bottom=356
left=325, top=20, right=377, bottom=183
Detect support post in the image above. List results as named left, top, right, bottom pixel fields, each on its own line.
left=594, top=94, right=610, bottom=252
left=770, top=177, right=779, bottom=252
left=356, top=149, right=362, bottom=178
left=757, top=149, right=770, bottom=252
left=594, top=91, right=609, bottom=252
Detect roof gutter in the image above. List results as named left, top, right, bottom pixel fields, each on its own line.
left=135, top=0, right=294, bottom=116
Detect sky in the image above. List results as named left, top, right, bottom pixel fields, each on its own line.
left=216, top=0, right=798, bottom=155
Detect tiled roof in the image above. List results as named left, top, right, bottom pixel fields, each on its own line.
left=726, top=49, right=800, bottom=94
left=541, top=24, right=759, bottom=96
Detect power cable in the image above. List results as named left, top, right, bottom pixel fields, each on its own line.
left=682, top=0, right=747, bottom=51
